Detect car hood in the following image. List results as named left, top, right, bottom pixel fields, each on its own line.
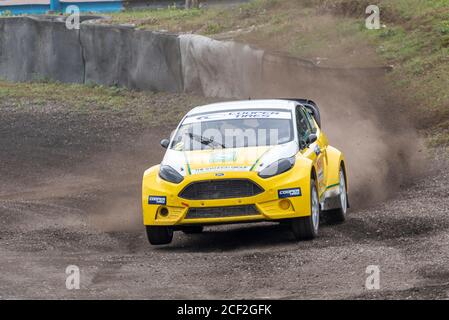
left=161, top=141, right=298, bottom=176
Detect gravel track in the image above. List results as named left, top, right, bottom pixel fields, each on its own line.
left=0, top=98, right=448, bottom=299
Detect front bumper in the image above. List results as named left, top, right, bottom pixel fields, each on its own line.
left=142, top=165, right=312, bottom=226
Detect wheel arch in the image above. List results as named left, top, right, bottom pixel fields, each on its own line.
left=325, top=146, right=346, bottom=190
left=310, top=165, right=317, bottom=181
left=340, top=159, right=348, bottom=189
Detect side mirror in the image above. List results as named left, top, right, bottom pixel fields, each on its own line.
left=160, top=139, right=170, bottom=149
left=307, top=134, right=318, bottom=145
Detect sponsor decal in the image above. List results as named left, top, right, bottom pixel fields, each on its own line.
left=209, top=151, right=237, bottom=163
left=278, top=188, right=301, bottom=198
left=183, top=110, right=292, bottom=124
left=191, top=166, right=251, bottom=174
left=148, top=196, right=166, bottom=205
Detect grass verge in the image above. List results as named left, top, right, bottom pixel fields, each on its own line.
left=0, top=80, right=209, bottom=127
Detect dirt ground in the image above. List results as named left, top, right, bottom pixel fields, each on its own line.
left=1, top=1, right=448, bottom=298
left=0, top=80, right=448, bottom=299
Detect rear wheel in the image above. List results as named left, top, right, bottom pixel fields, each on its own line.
left=327, top=166, right=348, bottom=224
left=182, top=226, right=204, bottom=234
left=291, top=178, right=320, bottom=240
left=146, top=226, right=173, bottom=245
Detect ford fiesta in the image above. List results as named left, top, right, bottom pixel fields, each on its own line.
left=142, top=99, right=349, bottom=245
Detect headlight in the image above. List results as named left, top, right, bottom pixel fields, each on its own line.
left=159, top=165, right=184, bottom=184
left=258, top=156, right=295, bottom=178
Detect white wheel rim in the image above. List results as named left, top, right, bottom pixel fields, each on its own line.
left=311, top=185, right=319, bottom=232
left=339, top=169, right=347, bottom=214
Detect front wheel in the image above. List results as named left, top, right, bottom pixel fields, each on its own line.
left=291, top=178, right=320, bottom=240
left=146, top=226, right=173, bottom=245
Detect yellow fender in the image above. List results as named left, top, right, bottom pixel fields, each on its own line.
left=321, top=146, right=348, bottom=210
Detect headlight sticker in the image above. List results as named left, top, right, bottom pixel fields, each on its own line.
left=278, top=188, right=301, bottom=198
left=148, top=196, right=167, bottom=205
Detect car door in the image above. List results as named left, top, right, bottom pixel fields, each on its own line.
left=296, top=105, right=328, bottom=197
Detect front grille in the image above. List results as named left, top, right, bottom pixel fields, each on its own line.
left=185, top=205, right=259, bottom=219
left=179, top=179, right=263, bottom=200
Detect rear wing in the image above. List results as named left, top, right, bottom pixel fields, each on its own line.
left=281, top=98, right=321, bottom=128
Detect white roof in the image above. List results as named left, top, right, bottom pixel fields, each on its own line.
left=187, top=99, right=297, bottom=116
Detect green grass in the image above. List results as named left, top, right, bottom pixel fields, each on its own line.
left=0, top=80, right=209, bottom=126
left=106, top=1, right=382, bottom=66
left=301, top=0, right=449, bottom=145
left=106, top=0, right=279, bottom=34
left=382, top=0, right=449, bottom=18
left=358, top=1, right=449, bottom=145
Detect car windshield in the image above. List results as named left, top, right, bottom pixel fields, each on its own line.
left=170, top=110, right=294, bottom=151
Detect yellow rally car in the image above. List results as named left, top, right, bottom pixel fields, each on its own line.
left=142, top=99, right=348, bottom=245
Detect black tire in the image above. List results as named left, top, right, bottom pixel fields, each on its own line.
left=181, top=226, right=204, bottom=234
left=146, top=226, right=173, bottom=245
left=291, top=178, right=320, bottom=240
left=326, top=166, right=348, bottom=224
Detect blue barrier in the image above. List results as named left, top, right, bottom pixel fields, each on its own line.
left=0, top=4, right=49, bottom=15
left=0, top=0, right=123, bottom=15
left=50, top=0, right=61, bottom=11
left=62, top=1, right=123, bottom=13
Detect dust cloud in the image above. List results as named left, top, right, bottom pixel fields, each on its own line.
left=85, top=59, right=425, bottom=233
left=178, top=25, right=426, bottom=208
left=82, top=132, right=168, bottom=232
left=85, top=42, right=425, bottom=232
left=252, top=61, right=425, bottom=206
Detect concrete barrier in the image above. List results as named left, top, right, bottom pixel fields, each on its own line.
left=0, top=16, right=84, bottom=83
left=0, top=16, right=183, bottom=92
left=81, top=24, right=183, bottom=92
left=0, top=16, right=388, bottom=99
left=179, top=34, right=264, bottom=98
